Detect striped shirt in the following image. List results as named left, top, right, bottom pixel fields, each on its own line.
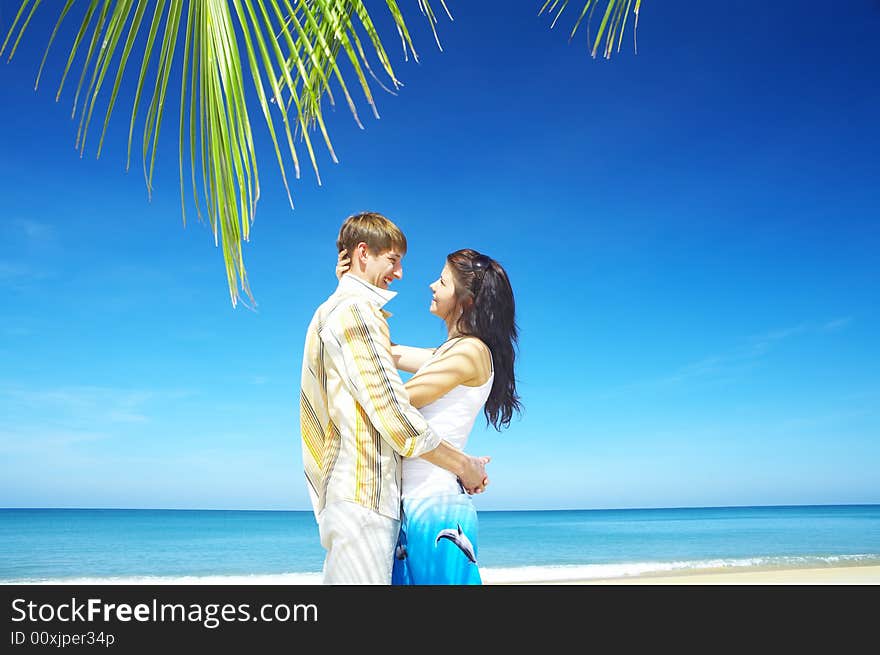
left=300, top=274, right=441, bottom=520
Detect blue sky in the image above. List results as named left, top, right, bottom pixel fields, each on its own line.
left=1, top=0, right=877, bottom=511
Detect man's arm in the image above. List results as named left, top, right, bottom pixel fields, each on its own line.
left=326, top=301, right=436, bottom=457
left=326, top=301, right=489, bottom=491
left=421, top=443, right=490, bottom=495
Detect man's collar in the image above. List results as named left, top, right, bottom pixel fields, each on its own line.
left=338, top=274, right=397, bottom=313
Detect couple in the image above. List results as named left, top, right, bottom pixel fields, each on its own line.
left=299, top=211, right=520, bottom=585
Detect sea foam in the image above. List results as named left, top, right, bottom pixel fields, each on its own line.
left=480, top=553, right=880, bottom=584
left=4, top=554, right=878, bottom=585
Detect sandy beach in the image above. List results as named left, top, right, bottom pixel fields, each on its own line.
left=496, top=564, right=880, bottom=585
left=5, top=565, right=879, bottom=586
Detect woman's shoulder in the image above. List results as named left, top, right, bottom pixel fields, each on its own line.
left=444, top=336, right=492, bottom=384
left=458, top=335, right=490, bottom=355
left=435, top=335, right=489, bottom=358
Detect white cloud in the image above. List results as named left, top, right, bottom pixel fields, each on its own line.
left=0, top=384, right=194, bottom=429
left=13, top=219, right=56, bottom=242
left=822, top=316, right=853, bottom=332
left=601, top=317, right=855, bottom=397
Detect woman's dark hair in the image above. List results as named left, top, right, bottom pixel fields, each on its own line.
left=447, top=248, right=522, bottom=431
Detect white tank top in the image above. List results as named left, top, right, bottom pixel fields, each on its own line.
left=402, top=340, right=494, bottom=498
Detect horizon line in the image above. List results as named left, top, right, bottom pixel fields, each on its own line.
left=2, top=502, right=879, bottom=513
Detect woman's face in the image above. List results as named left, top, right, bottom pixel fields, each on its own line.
left=429, top=263, right=460, bottom=322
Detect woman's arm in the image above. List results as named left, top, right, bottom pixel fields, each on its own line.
left=391, top=344, right=435, bottom=373
left=404, top=338, right=490, bottom=408
left=335, top=248, right=434, bottom=373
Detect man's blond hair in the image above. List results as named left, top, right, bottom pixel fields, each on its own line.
left=336, top=211, right=407, bottom=257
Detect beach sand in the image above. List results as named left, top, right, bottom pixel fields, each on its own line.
left=7, top=565, right=879, bottom=586
left=493, top=564, right=880, bottom=585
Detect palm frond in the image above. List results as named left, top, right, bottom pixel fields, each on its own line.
left=1, top=0, right=451, bottom=306
left=539, top=0, right=641, bottom=59
left=2, top=1, right=638, bottom=306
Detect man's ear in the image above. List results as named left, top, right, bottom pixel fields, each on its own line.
left=354, top=242, right=370, bottom=262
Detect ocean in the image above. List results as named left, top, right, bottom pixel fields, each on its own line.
left=2, top=505, right=879, bottom=584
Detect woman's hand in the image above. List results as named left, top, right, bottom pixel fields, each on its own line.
left=335, top=248, right=350, bottom=280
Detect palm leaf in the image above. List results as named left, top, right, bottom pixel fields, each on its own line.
left=1, top=0, right=452, bottom=306
left=539, top=0, right=641, bottom=58
left=1, top=1, right=639, bottom=306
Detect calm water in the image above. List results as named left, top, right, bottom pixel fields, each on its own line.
left=2, top=505, right=879, bottom=583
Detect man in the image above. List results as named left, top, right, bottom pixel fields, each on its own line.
left=300, top=211, right=490, bottom=585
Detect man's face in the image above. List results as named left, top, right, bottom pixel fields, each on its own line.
left=363, top=246, right=404, bottom=290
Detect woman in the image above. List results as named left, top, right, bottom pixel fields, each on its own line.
left=337, top=247, right=521, bottom=585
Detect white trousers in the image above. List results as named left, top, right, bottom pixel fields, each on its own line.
left=317, top=501, right=399, bottom=585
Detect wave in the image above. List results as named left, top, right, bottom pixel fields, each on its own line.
left=480, top=553, right=880, bottom=583
left=3, top=554, right=879, bottom=585
left=0, top=572, right=323, bottom=586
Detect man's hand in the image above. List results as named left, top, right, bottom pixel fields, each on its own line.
left=420, top=442, right=490, bottom=494
left=459, top=455, right=491, bottom=495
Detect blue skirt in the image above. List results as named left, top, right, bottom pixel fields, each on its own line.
left=392, top=493, right=482, bottom=585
